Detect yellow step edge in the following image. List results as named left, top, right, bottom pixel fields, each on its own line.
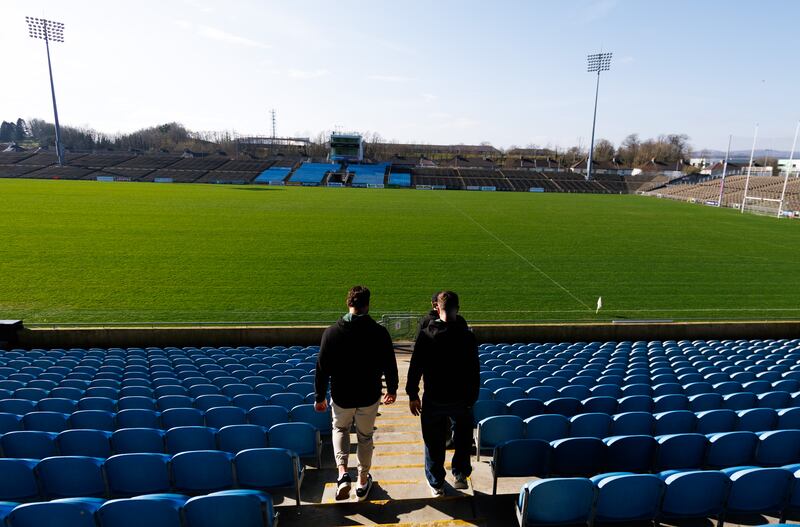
left=370, top=463, right=452, bottom=470
left=323, top=480, right=420, bottom=489
left=376, top=440, right=424, bottom=446
left=342, top=520, right=485, bottom=527
left=374, top=451, right=422, bottom=457
left=322, top=494, right=467, bottom=506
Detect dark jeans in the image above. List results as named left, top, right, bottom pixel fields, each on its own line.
left=420, top=399, right=473, bottom=488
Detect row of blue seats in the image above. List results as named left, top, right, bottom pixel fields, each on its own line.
left=516, top=466, right=800, bottom=527
left=479, top=337, right=800, bottom=350
left=0, top=406, right=329, bottom=454
left=492, top=431, right=800, bottom=493
left=0, top=422, right=321, bottom=461
left=474, top=390, right=800, bottom=421
left=476, top=407, right=800, bottom=455
left=0, top=490, right=278, bottom=527
left=0, top=447, right=303, bottom=506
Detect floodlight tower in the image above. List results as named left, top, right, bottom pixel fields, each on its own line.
left=25, top=16, right=66, bottom=166
left=586, top=52, right=612, bottom=181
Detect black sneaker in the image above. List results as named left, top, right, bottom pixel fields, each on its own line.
left=453, top=475, right=469, bottom=490
left=356, top=473, right=373, bottom=501
left=335, top=473, right=352, bottom=500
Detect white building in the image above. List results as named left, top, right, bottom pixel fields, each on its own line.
left=778, top=158, right=800, bottom=174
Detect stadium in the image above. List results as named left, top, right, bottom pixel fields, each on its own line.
left=2, top=2, right=800, bottom=527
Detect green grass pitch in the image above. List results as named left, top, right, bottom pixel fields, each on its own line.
left=1, top=178, right=799, bottom=325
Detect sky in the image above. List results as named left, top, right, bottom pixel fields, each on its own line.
left=1, top=0, right=799, bottom=151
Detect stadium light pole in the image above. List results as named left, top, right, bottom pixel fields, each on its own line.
left=586, top=52, right=612, bottom=181
left=25, top=16, right=66, bottom=167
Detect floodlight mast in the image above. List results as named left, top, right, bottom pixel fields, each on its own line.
left=25, top=16, right=65, bottom=166
left=586, top=52, right=612, bottom=181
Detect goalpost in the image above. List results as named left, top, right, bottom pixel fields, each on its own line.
left=740, top=122, right=799, bottom=217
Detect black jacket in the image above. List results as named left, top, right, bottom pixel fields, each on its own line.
left=315, top=314, right=399, bottom=408
left=406, top=317, right=479, bottom=406
left=417, top=310, right=467, bottom=337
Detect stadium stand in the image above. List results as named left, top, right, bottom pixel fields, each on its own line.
left=25, top=166, right=98, bottom=180
left=648, top=175, right=800, bottom=212
left=254, top=167, right=292, bottom=184
left=458, top=168, right=514, bottom=190
left=386, top=171, right=412, bottom=187
left=85, top=167, right=155, bottom=182
left=0, top=152, right=37, bottom=164
left=348, top=163, right=387, bottom=187
left=14, top=152, right=88, bottom=166
left=69, top=154, right=135, bottom=168
left=139, top=169, right=207, bottom=183
left=411, top=167, right=463, bottom=189
left=194, top=171, right=262, bottom=185
left=166, top=156, right=229, bottom=171
left=114, top=155, right=182, bottom=170
left=287, top=163, right=337, bottom=185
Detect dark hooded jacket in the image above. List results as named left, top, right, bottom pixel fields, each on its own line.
left=406, top=317, right=480, bottom=406
left=417, top=309, right=467, bottom=337
left=315, top=314, right=398, bottom=408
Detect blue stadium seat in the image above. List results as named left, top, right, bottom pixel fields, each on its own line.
left=157, top=396, right=194, bottom=412
left=758, top=390, right=791, bottom=409
left=591, top=473, right=664, bottom=523
left=194, top=395, right=231, bottom=412
left=221, top=384, right=252, bottom=398
left=111, top=428, right=165, bottom=454
left=288, top=404, right=332, bottom=435
left=544, top=397, right=582, bottom=417
left=216, top=425, right=268, bottom=454
left=183, top=492, right=275, bottom=527
left=508, top=399, right=543, bottom=419
left=0, top=459, right=40, bottom=501
left=96, top=497, right=184, bottom=527
left=722, top=467, right=793, bottom=520
left=491, top=439, right=550, bottom=495
left=654, top=410, right=697, bottom=435
left=621, top=384, right=651, bottom=397
left=13, top=388, right=49, bottom=402
left=7, top=499, right=104, bottom=527
left=105, top=453, right=172, bottom=496
left=118, top=396, right=157, bottom=411
left=69, top=410, right=115, bottom=432
left=56, top=429, right=112, bottom=458
left=121, top=386, right=157, bottom=398
left=696, top=409, right=737, bottom=434
left=705, top=431, right=758, bottom=469
left=476, top=416, right=525, bottom=461
left=569, top=413, right=611, bottom=439
left=165, top=426, right=216, bottom=455
left=777, top=407, right=800, bottom=429
left=205, top=406, right=247, bottom=429
left=617, top=395, right=652, bottom=413
left=603, top=435, right=657, bottom=473
left=653, top=394, right=689, bottom=413
left=78, top=397, right=116, bottom=412
left=659, top=470, right=729, bottom=523
left=723, top=392, right=758, bottom=411
left=188, top=384, right=221, bottom=398
left=472, top=400, right=507, bottom=427
left=611, top=412, right=654, bottom=436
left=736, top=408, right=776, bottom=432
left=526, top=386, right=559, bottom=402
left=494, top=387, right=526, bottom=404
left=37, top=398, right=77, bottom=414
left=756, top=430, right=800, bottom=466
left=234, top=447, right=304, bottom=506
left=516, top=478, right=596, bottom=527
left=688, top=392, right=723, bottom=412
left=253, top=383, right=283, bottom=399
left=524, top=414, right=570, bottom=442
left=267, top=393, right=305, bottom=411
left=36, top=456, right=106, bottom=498
left=161, top=408, right=204, bottom=429
left=1, top=431, right=57, bottom=459
left=247, top=405, right=289, bottom=429
left=268, top=423, right=320, bottom=466
left=22, top=411, right=69, bottom=433
left=172, top=450, right=234, bottom=494
left=116, top=409, right=160, bottom=429
left=558, top=385, right=591, bottom=400
left=0, top=412, right=22, bottom=434
left=655, top=433, right=708, bottom=471
left=550, top=437, right=605, bottom=476
left=581, top=396, right=617, bottom=415
left=232, top=394, right=269, bottom=411
left=0, top=398, right=36, bottom=415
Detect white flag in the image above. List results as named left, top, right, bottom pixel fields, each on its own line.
left=596, top=296, right=603, bottom=314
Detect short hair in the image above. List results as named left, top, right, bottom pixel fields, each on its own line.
left=437, top=291, right=459, bottom=312
left=347, top=286, right=371, bottom=309
left=431, top=291, right=443, bottom=305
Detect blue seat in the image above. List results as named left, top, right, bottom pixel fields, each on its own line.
left=268, top=423, right=320, bottom=466
left=49, top=387, right=84, bottom=401
left=267, top=393, right=304, bottom=411
left=558, top=385, right=590, bottom=400
left=122, top=386, right=157, bottom=398
left=156, top=395, right=194, bottom=411
left=526, top=386, right=559, bottom=401
left=688, top=392, right=723, bottom=412
left=684, top=382, right=714, bottom=396
left=742, top=380, right=774, bottom=395
left=116, top=409, right=160, bottom=429
left=590, top=384, right=622, bottom=398
left=544, top=398, right=582, bottom=417
left=484, top=378, right=513, bottom=391
left=194, top=395, right=232, bottom=412
left=494, top=387, right=526, bottom=404
left=713, top=381, right=743, bottom=396
left=285, top=382, right=314, bottom=397
left=603, top=435, right=657, bottom=473
left=288, top=404, right=332, bottom=435
left=611, top=412, right=654, bottom=436
left=472, top=400, right=507, bottom=427
left=516, top=478, right=596, bottom=527
left=508, top=399, right=543, bottom=419
left=36, top=456, right=106, bottom=498
left=118, top=396, right=157, bottom=411
left=655, top=433, right=708, bottom=470
left=1, top=431, right=57, bottom=459
left=756, top=430, right=800, bottom=466
left=96, top=497, right=184, bottom=527
left=723, top=467, right=793, bottom=519
left=188, top=384, right=221, bottom=398
left=654, top=410, right=697, bottom=435
left=696, top=409, right=737, bottom=434
left=205, top=406, right=247, bottom=429
left=37, top=398, right=77, bottom=414
left=69, top=410, right=115, bottom=432
left=0, top=412, right=22, bottom=434
left=247, top=405, right=289, bottom=429
left=617, top=395, right=652, bottom=413
left=111, top=428, right=165, bottom=454
left=56, top=429, right=112, bottom=458
left=706, top=431, right=758, bottom=469
left=736, top=408, right=776, bottom=432
left=653, top=394, right=689, bottom=413
left=105, top=453, right=172, bottom=496
left=216, top=425, right=268, bottom=454
left=524, top=414, right=569, bottom=442
left=13, top=387, right=49, bottom=402
left=476, top=416, right=525, bottom=461
left=0, top=399, right=36, bottom=415
left=580, top=396, right=617, bottom=415
left=232, top=394, right=269, bottom=411
left=653, top=383, right=683, bottom=397
left=491, top=439, right=550, bottom=495
left=758, top=390, right=791, bottom=409
left=22, top=411, right=69, bottom=433
left=253, top=383, right=283, bottom=399
left=621, top=383, right=651, bottom=397
left=0, top=459, right=40, bottom=501
left=550, top=437, right=605, bottom=476
left=659, top=470, right=729, bottom=522
left=591, top=473, right=664, bottom=523
left=569, top=413, right=611, bottom=439
left=78, top=397, right=116, bottom=412
left=723, top=392, right=758, bottom=411
left=165, top=426, right=216, bottom=455
left=777, top=407, right=800, bottom=429
left=161, top=408, right=204, bottom=429
left=7, top=499, right=104, bottom=527
left=234, top=447, right=304, bottom=506
left=221, top=384, right=252, bottom=398
left=172, top=450, right=234, bottom=494
left=183, top=492, right=275, bottom=527
left=477, top=387, right=493, bottom=400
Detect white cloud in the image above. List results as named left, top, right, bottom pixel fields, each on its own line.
left=421, top=93, right=438, bottom=102
left=368, top=74, right=411, bottom=83
left=288, top=68, right=329, bottom=80
left=175, top=20, right=270, bottom=49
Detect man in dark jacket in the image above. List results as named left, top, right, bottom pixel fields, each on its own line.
left=315, top=285, right=398, bottom=501
left=406, top=291, right=479, bottom=495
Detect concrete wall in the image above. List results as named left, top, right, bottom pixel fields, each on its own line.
left=9, top=320, right=800, bottom=349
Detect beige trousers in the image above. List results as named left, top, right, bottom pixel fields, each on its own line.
left=331, top=399, right=380, bottom=475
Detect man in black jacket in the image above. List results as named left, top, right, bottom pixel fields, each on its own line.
left=314, top=286, right=398, bottom=501
left=406, top=291, right=479, bottom=495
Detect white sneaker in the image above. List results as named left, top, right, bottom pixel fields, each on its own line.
left=335, top=473, right=352, bottom=500
left=430, top=483, right=444, bottom=497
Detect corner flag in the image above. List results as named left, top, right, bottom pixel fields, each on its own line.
left=596, top=297, right=603, bottom=314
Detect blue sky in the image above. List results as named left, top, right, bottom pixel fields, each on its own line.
left=1, top=0, right=798, bottom=150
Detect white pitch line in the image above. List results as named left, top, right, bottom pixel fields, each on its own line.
left=439, top=196, right=593, bottom=311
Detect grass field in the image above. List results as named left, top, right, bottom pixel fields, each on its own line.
left=1, top=178, right=799, bottom=325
